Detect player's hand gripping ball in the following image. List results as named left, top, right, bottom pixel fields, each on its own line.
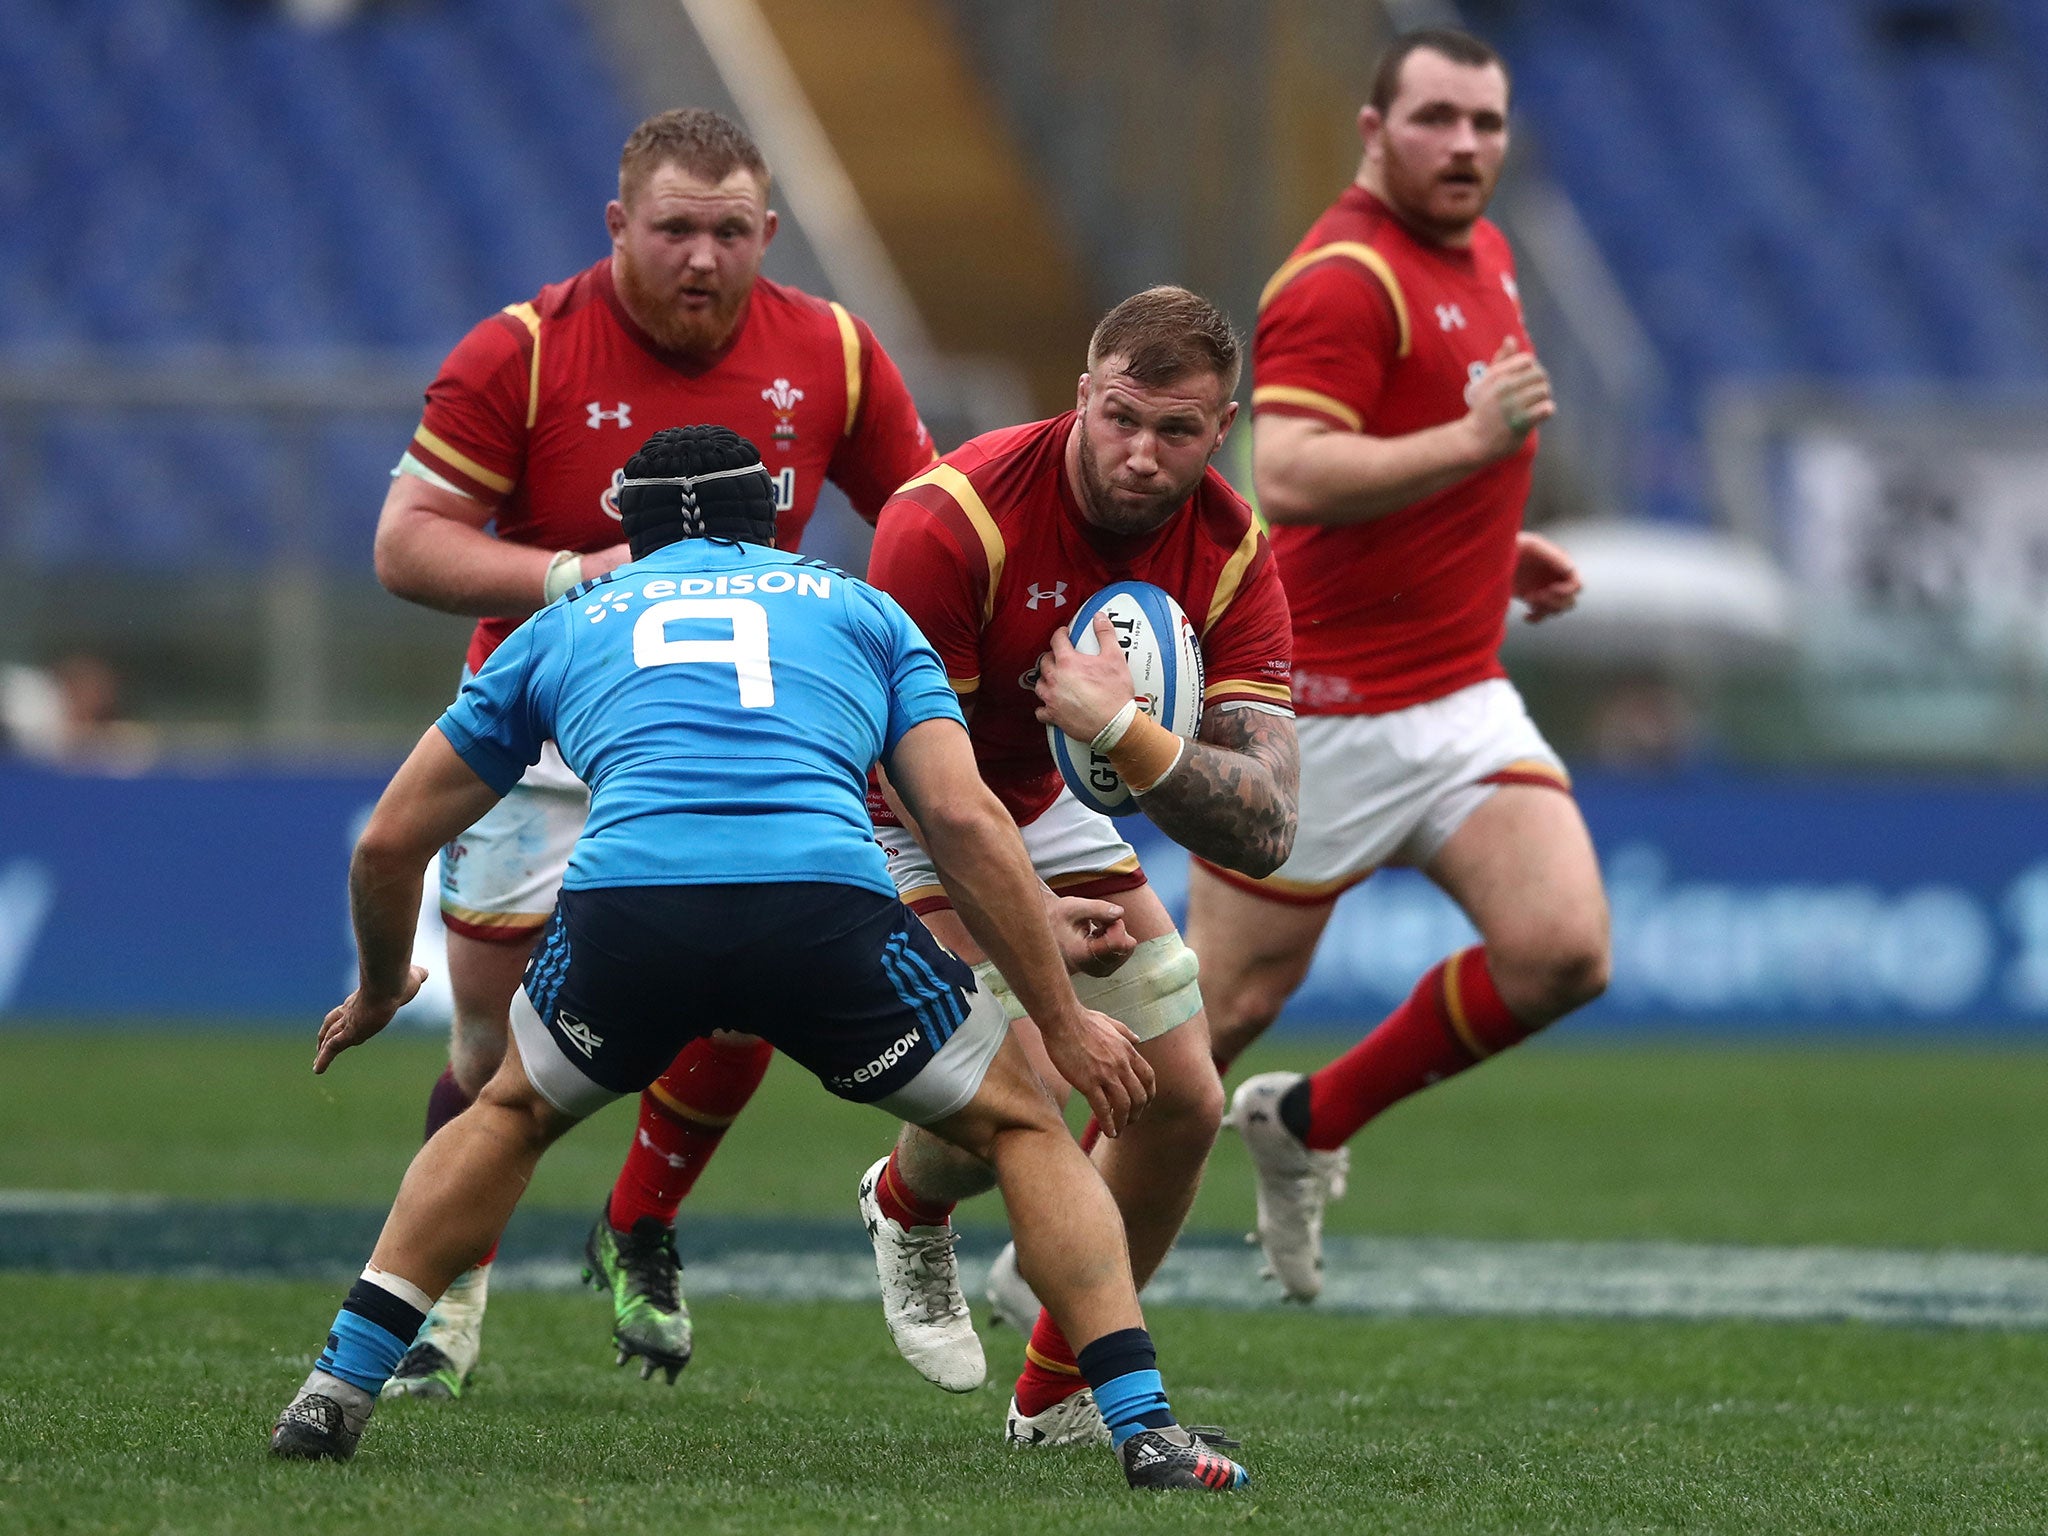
left=1047, top=581, right=1204, bottom=817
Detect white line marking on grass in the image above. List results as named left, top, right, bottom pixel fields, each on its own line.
left=8, top=1192, right=2048, bottom=1329
left=495, top=1236, right=2048, bottom=1330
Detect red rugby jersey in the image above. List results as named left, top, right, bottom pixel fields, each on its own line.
left=867, top=413, right=1294, bottom=827
left=1253, top=185, right=1536, bottom=714
left=406, top=259, right=933, bottom=671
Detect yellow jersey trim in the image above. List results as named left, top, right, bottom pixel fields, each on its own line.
left=1258, top=240, right=1411, bottom=357
left=1251, top=383, right=1364, bottom=433
left=1205, top=678, right=1293, bottom=704
left=949, top=676, right=980, bottom=695
left=502, top=302, right=543, bottom=429
left=830, top=301, right=862, bottom=436
left=899, top=463, right=1007, bottom=624
left=1204, top=521, right=1264, bottom=635
left=413, top=426, right=515, bottom=497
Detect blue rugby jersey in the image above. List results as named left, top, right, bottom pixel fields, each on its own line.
left=436, top=539, right=964, bottom=896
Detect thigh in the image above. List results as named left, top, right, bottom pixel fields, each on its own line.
left=515, top=888, right=718, bottom=1114
left=1184, top=860, right=1336, bottom=985
left=1425, top=783, right=1606, bottom=951
left=744, top=886, right=1009, bottom=1128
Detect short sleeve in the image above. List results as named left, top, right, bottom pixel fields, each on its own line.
left=866, top=487, right=987, bottom=694
left=861, top=590, right=967, bottom=753
left=1200, top=530, right=1295, bottom=712
left=1251, top=259, right=1402, bottom=434
left=406, top=309, right=536, bottom=508
left=827, top=315, right=937, bottom=521
left=434, top=615, right=553, bottom=792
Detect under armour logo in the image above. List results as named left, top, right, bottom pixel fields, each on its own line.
left=1500, top=273, right=1520, bottom=305
left=556, top=1012, right=603, bottom=1058
left=1026, top=581, right=1069, bottom=610
left=586, top=401, right=632, bottom=429
left=1435, top=304, right=1467, bottom=331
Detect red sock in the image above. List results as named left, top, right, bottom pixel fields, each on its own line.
left=1304, top=946, right=1533, bottom=1150
left=1077, top=1117, right=1102, bottom=1155
left=424, top=1065, right=471, bottom=1140
left=1013, top=1308, right=1086, bottom=1416
left=606, top=1036, right=773, bottom=1231
left=874, top=1147, right=955, bottom=1229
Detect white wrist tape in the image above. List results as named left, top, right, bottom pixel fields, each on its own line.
left=542, top=550, right=584, bottom=603
left=1090, top=699, right=1141, bottom=754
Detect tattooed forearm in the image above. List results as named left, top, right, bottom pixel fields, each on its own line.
left=1137, top=703, right=1299, bottom=877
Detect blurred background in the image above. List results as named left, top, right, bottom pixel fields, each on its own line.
left=3, top=0, right=2046, bottom=1036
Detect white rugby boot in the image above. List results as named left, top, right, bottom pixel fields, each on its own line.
left=1003, top=1388, right=1109, bottom=1447
left=380, top=1262, right=488, bottom=1399
left=983, top=1240, right=1043, bottom=1335
left=857, top=1156, right=986, bottom=1392
left=1231, top=1071, right=1350, bottom=1302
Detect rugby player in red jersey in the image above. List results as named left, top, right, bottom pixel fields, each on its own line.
left=371, top=108, right=933, bottom=1395
left=850, top=286, right=1299, bottom=1444
left=1185, top=29, right=1612, bottom=1301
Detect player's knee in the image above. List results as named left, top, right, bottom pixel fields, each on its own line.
left=1503, top=926, right=1609, bottom=1023
left=448, top=1010, right=509, bottom=1095
left=1150, top=1050, right=1226, bottom=1147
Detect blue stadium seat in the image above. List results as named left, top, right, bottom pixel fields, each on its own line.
left=1486, top=0, right=2048, bottom=519
left=0, top=0, right=637, bottom=567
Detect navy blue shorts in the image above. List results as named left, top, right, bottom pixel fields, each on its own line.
left=507, top=882, right=1006, bottom=1125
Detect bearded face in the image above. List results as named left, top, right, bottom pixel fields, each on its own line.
left=1071, top=362, right=1234, bottom=537
left=607, top=163, right=777, bottom=356
left=1364, top=50, right=1509, bottom=243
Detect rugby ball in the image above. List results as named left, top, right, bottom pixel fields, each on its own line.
left=1047, top=581, right=1204, bottom=818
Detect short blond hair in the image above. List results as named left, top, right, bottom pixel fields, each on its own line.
left=619, top=108, right=770, bottom=206
left=1087, top=286, right=1242, bottom=400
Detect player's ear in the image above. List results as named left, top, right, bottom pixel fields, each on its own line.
left=605, top=198, right=628, bottom=243
left=1214, top=398, right=1240, bottom=448
left=1075, top=372, right=1091, bottom=413
left=1357, top=104, right=1382, bottom=149
left=761, top=208, right=779, bottom=248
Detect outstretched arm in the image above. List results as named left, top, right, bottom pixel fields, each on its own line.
left=317, top=728, right=504, bottom=1073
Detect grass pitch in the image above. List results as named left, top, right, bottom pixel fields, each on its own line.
left=3, top=1027, right=2046, bottom=1531
left=4, top=1276, right=2047, bottom=1534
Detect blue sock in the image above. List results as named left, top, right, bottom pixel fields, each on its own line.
left=314, top=1278, right=427, bottom=1394
left=1076, top=1327, right=1176, bottom=1448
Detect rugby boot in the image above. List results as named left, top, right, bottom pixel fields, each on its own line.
left=1231, top=1071, right=1350, bottom=1302
left=271, top=1369, right=376, bottom=1462
left=381, top=1262, right=488, bottom=1400
left=583, top=1211, right=693, bottom=1382
left=983, top=1239, right=1042, bottom=1335
left=1118, top=1423, right=1251, bottom=1491
left=857, top=1156, right=985, bottom=1392
left=1003, top=1388, right=1109, bottom=1448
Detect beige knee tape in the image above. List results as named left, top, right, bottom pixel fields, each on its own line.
left=971, top=934, right=1204, bottom=1043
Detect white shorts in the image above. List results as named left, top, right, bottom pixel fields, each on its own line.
left=439, top=742, right=588, bottom=944
left=875, top=785, right=1146, bottom=913
left=1203, top=678, right=1569, bottom=905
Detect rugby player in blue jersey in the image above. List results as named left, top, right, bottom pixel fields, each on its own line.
left=267, top=426, right=1250, bottom=1493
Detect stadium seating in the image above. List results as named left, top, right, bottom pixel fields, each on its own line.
left=1474, top=0, right=2048, bottom=515
left=0, top=0, right=636, bottom=569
